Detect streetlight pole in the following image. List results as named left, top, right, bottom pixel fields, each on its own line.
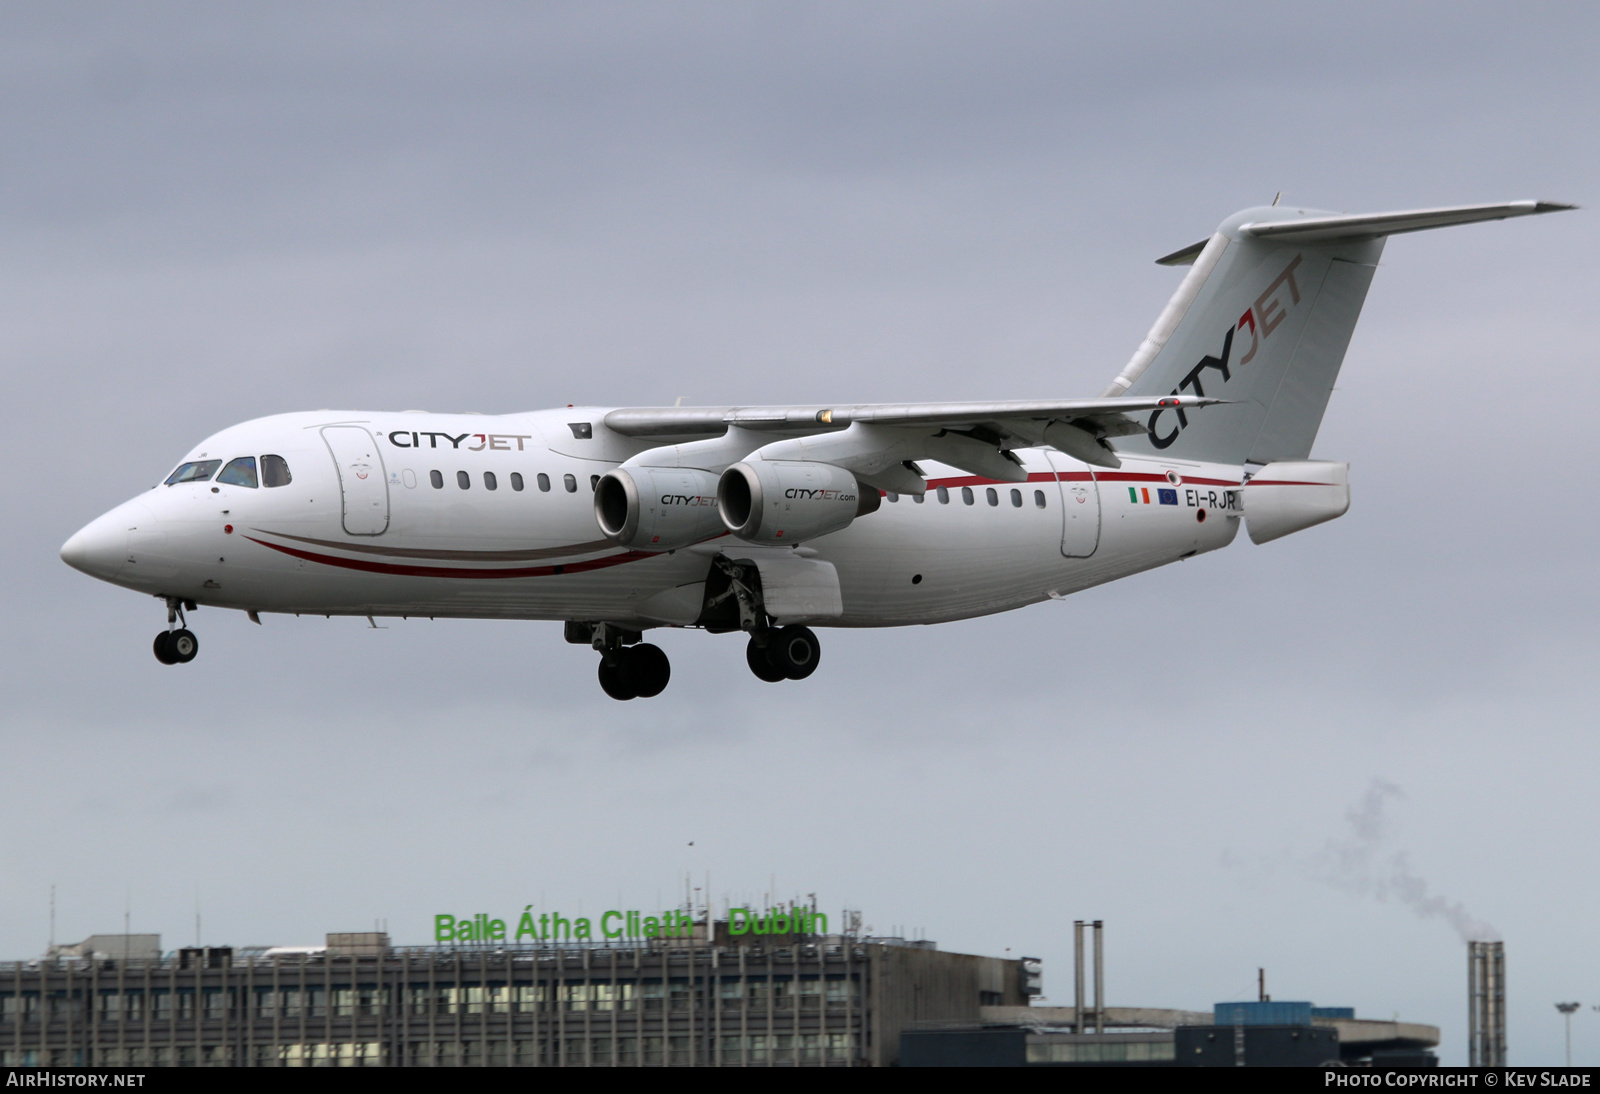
left=1556, top=1003, right=1580, bottom=1067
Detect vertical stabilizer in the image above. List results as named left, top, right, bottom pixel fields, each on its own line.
left=1106, top=200, right=1572, bottom=466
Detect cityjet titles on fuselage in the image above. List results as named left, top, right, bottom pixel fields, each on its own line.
left=386, top=431, right=534, bottom=451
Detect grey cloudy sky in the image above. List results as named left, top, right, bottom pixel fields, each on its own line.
left=2, top=2, right=1597, bottom=1065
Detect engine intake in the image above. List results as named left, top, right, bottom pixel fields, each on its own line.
left=717, top=460, right=867, bottom=544
left=594, top=467, right=725, bottom=551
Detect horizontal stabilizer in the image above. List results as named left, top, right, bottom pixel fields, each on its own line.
left=1239, top=200, right=1574, bottom=244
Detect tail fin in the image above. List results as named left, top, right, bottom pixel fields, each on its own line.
left=1105, top=201, right=1572, bottom=466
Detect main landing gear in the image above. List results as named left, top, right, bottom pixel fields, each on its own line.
left=153, top=598, right=199, bottom=666
left=573, top=621, right=670, bottom=701
left=746, top=625, right=821, bottom=683
left=702, top=556, right=823, bottom=684
left=598, top=643, right=671, bottom=702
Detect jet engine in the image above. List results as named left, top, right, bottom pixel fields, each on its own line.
left=594, top=467, right=725, bottom=550
left=717, top=460, right=875, bottom=544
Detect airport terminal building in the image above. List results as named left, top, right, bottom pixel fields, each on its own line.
left=2, top=926, right=1031, bottom=1067
left=1, top=922, right=1439, bottom=1067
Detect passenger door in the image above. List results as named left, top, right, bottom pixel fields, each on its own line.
left=322, top=426, right=390, bottom=535
left=1044, top=450, right=1100, bottom=558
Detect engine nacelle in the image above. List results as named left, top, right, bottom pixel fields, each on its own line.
left=718, top=460, right=866, bottom=544
left=594, top=466, right=725, bottom=550
left=1243, top=460, right=1350, bottom=545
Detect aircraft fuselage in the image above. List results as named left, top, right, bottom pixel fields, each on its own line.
left=62, top=408, right=1242, bottom=629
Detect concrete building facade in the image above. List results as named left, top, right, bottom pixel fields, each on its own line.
left=2, top=930, right=1032, bottom=1067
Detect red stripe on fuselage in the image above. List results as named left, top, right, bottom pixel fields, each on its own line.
left=246, top=537, right=657, bottom=579
left=923, top=471, right=1240, bottom=488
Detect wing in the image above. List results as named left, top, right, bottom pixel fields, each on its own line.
left=603, top=395, right=1218, bottom=485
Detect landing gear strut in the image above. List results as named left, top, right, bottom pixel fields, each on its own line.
left=153, top=598, right=199, bottom=666
left=746, top=625, right=821, bottom=683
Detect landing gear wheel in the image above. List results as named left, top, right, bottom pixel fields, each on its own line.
left=153, top=631, right=178, bottom=665
left=598, top=656, right=638, bottom=701
left=766, top=625, right=820, bottom=680
left=627, top=643, right=671, bottom=698
left=746, top=634, right=786, bottom=682
left=168, top=629, right=199, bottom=663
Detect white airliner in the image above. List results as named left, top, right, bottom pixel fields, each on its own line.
left=62, top=200, right=1570, bottom=699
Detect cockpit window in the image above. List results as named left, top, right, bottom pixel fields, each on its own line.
left=217, top=457, right=259, bottom=488
left=164, top=460, right=222, bottom=486
left=261, top=454, right=292, bottom=488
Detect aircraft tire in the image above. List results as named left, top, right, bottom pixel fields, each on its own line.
left=598, top=656, right=638, bottom=701
left=168, top=629, right=199, bottom=664
left=627, top=643, right=671, bottom=698
left=152, top=631, right=178, bottom=665
left=767, top=625, right=820, bottom=680
left=746, top=636, right=786, bottom=683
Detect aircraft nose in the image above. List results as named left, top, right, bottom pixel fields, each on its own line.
left=61, top=508, right=134, bottom=581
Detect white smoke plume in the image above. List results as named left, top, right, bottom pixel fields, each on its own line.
left=1314, top=779, right=1499, bottom=943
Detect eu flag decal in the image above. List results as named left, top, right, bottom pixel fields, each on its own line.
left=1157, top=488, right=1178, bottom=505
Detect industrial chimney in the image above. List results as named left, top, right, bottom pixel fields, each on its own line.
left=1467, top=941, right=1505, bottom=1067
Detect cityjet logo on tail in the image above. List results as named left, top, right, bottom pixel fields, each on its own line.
left=1147, top=254, right=1304, bottom=449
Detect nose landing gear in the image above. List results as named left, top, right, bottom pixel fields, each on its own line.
left=153, top=598, right=199, bottom=665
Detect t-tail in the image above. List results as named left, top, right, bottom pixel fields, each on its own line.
left=1105, top=200, right=1573, bottom=467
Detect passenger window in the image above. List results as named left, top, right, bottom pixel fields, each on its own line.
left=261, top=454, right=292, bottom=488
left=484, top=472, right=498, bottom=491
left=217, top=457, right=258, bottom=488
left=563, top=474, right=577, bottom=493
left=986, top=488, right=999, bottom=507
left=456, top=471, right=470, bottom=490
left=511, top=473, right=524, bottom=492
left=913, top=493, right=924, bottom=504
left=961, top=486, right=974, bottom=505
left=1034, top=490, right=1047, bottom=508
left=886, top=493, right=898, bottom=503
left=537, top=473, right=551, bottom=492
left=1010, top=488, right=1022, bottom=507
left=936, top=486, right=949, bottom=504
left=430, top=470, right=444, bottom=489
left=164, top=460, right=222, bottom=486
